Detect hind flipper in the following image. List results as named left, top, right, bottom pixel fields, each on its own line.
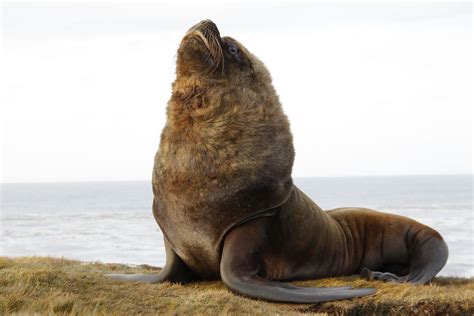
left=405, top=233, right=449, bottom=284
left=361, top=229, right=448, bottom=285
left=361, top=267, right=406, bottom=283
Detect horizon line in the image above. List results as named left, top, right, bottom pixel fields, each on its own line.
left=1, top=173, right=472, bottom=185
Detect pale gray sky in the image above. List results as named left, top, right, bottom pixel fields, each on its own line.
left=0, top=1, right=472, bottom=182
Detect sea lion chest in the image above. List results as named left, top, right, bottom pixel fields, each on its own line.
left=152, top=149, right=292, bottom=280
left=152, top=170, right=292, bottom=279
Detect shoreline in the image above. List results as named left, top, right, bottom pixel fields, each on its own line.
left=1, top=256, right=472, bottom=315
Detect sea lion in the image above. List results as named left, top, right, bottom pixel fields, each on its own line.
left=107, top=20, right=449, bottom=303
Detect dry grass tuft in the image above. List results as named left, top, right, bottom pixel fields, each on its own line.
left=0, top=256, right=472, bottom=315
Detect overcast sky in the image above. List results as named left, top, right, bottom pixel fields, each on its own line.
left=0, top=1, right=472, bottom=183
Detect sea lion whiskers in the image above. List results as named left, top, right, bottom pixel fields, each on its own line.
left=198, top=23, right=224, bottom=75
left=208, top=27, right=225, bottom=74
left=201, top=28, right=224, bottom=75
left=183, top=30, right=220, bottom=76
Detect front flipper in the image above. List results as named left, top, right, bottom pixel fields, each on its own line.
left=106, top=237, right=196, bottom=284
left=220, top=217, right=376, bottom=303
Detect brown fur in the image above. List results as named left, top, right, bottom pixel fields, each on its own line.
left=108, top=20, right=448, bottom=303
left=152, top=20, right=295, bottom=278
left=152, top=19, right=447, bottom=283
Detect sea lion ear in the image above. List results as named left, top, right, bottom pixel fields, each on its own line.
left=249, top=62, right=256, bottom=76
left=173, top=87, right=205, bottom=109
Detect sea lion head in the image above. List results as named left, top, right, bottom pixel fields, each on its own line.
left=171, top=20, right=276, bottom=116
left=176, top=19, right=262, bottom=80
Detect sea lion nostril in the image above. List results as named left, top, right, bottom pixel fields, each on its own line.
left=188, top=19, right=220, bottom=38
left=201, top=21, right=220, bottom=37
left=200, top=19, right=214, bottom=26
left=198, top=19, right=215, bottom=28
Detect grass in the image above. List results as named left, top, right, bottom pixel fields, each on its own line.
left=0, top=256, right=472, bottom=315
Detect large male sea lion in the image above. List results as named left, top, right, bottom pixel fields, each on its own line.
left=107, top=20, right=449, bottom=303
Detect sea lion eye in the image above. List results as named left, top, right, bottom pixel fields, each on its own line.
left=228, top=45, right=238, bottom=56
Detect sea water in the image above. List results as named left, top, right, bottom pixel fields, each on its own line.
left=1, top=175, right=472, bottom=277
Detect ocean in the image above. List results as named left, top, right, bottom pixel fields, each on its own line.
left=1, top=175, right=472, bottom=277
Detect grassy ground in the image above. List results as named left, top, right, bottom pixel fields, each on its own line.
left=0, top=257, right=472, bottom=315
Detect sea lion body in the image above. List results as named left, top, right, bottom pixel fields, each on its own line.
left=108, top=19, right=448, bottom=302
left=153, top=183, right=446, bottom=283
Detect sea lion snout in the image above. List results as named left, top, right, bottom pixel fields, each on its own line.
left=187, top=19, right=220, bottom=38
left=184, top=19, right=222, bottom=48
left=178, top=19, right=224, bottom=76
